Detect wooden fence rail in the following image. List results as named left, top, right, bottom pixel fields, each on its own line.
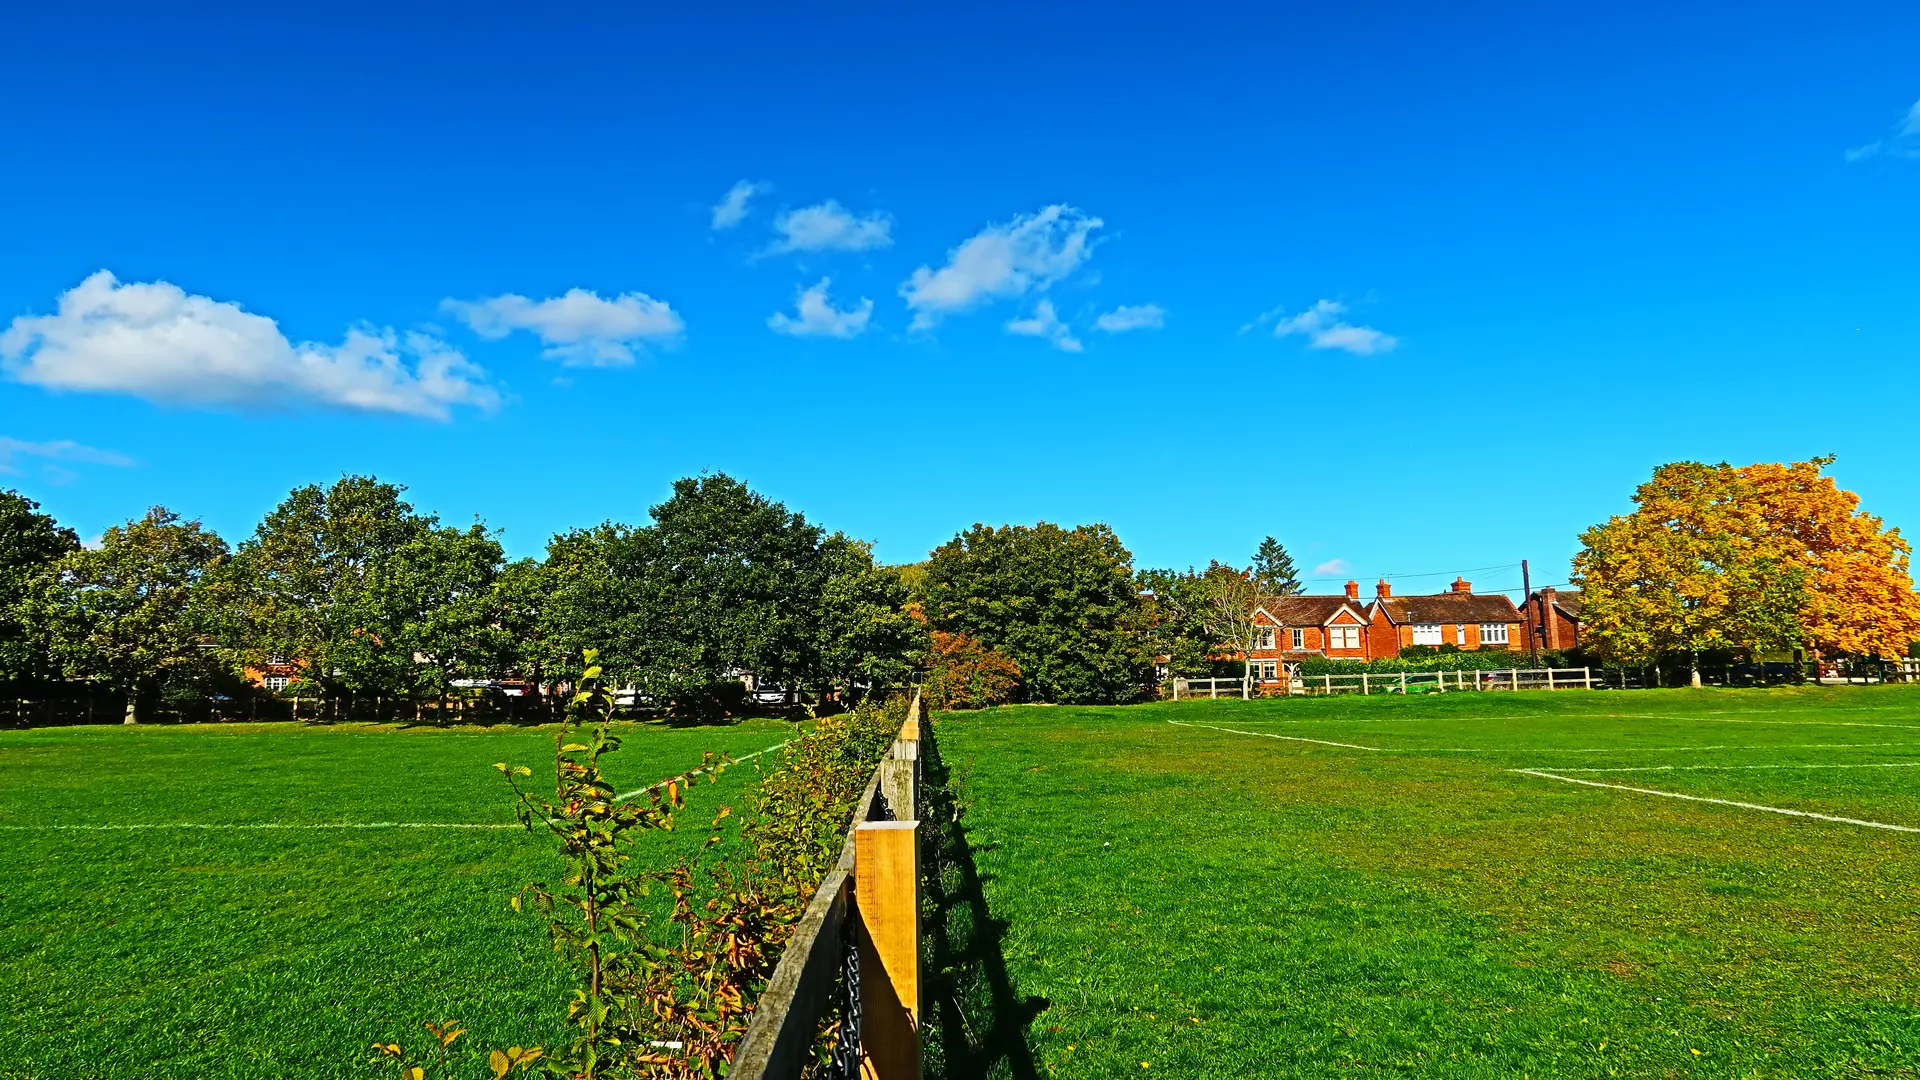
left=729, top=696, right=925, bottom=1080
left=1174, top=667, right=1598, bottom=698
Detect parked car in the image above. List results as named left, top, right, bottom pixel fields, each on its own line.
left=750, top=681, right=795, bottom=706
left=1730, top=661, right=1799, bottom=686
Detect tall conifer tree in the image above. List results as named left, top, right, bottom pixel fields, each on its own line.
left=1251, top=536, right=1302, bottom=596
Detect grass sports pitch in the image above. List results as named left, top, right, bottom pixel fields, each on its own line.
left=934, top=685, right=1920, bottom=1079
left=0, top=718, right=797, bottom=1080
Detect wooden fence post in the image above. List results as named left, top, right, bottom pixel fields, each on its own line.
left=880, top=757, right=915, bottom=822
left=855, top=821, right=920, bottom=1080
left=1361, top=673, right=1369, bottom=695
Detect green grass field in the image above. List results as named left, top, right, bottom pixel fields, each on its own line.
left=0, top=718, right=796, bottom=1080
left=933, top=686, right=1920, bottom=1079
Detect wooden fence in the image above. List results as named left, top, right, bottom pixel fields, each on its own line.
left=1174, top=667, right=1598, bottom=698
left=729, top=695, right=926, bottom=1080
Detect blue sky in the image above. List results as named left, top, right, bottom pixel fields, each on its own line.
left=3, top=1, right=1917, bottom=597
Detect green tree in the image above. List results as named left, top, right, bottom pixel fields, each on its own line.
left=1573, top=462, right=1807, bottom=686
left=1136, top=566, right=1222, bottom=683
left=225, top=476, right=504, bottom=703
left=922, top=521, right=1151, bottom=704
left=633, top=474, right=827, bottom=699
left=483, top=557, right=561, bottom=687
left=0, top=490, right=80, bottom=682
left=1251, top=536, right=1302, bottom=596
left=378, top=520, right=509, bottom=692
left=539, top=476, right=920, bottom=710
left=34, top=507, right=231, bottom=723
left=814, top=535, right=924, bottom=697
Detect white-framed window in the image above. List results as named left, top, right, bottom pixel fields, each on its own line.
left=263, top=675, right=290, bottom=691
left=1412, top=623, right=1443, bottom=646
left=1250, top=659, right=1278, bottom=681
left=1479, top=623, right=1510, bottom=644
left=1290, top=628, right=1305, bottom=649
left=1328, top=625, right=1361, bottom=650
left=1256, top=628, right=1276, bottom=650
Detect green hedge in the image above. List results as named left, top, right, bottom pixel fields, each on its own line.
left=1294, top=650, right=1584, bottom=676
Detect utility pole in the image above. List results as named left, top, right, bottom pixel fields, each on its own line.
left=1522, top=559, right=1539, bottom=669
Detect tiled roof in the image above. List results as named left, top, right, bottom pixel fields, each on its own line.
left=1255, top=595, right=1369, bottom=626
left=1551, top=590, right=1583, bottom=619
left=1376, top=592, right=1522, bottom=625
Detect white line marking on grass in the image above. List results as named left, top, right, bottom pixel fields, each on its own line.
left=1191, top=715, right=1438, bottom=724
left=1166, top=720, right=1383, bottom=751
left=1428, top=741, right=1913, bottom=754
left=1168, top=724, right=1905, bottom=757
left=614, top=741, right=791, bottom=801
left=0, top=821, right=519, bottom=831
left=1511, top=770, right=1920, bottom=833
left=1600, top=714, right=1920, bottom=731
left=1556, top=762, right=1920, bottom=774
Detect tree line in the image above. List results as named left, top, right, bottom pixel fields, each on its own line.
left=12, top=455, right=1894, bottom=721
left=0, top=475, right=924, bottom=721
left=0, top=474, right=1317, bottom=720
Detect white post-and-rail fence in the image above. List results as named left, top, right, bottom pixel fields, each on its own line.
left=729, top=695, right=925, bottom=1080
left=1173, top=666, right=1597, bottom=698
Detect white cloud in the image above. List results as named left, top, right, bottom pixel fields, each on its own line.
left=1312, top=559, right=1349, bottom=577
left=444, top=288, right=684, bottom=366
left=0, top=437, right=135, bottom=475
left=0, top=271, right=499, bottom=420
left=711, top=180, right=766, bottom=229
left=1005, top=300, right=1083, bottom=353
left=767, top=278, right=874, bottom=339
left=1259, top=299, right=1399, bottom=355
left=1094, top=303, right=1165, bottom=333
left=766, top=200, right=893, bottom=255
left=1846, top=98, right=1920, bottom=162
left=900, top=205, right=1102, bottom=329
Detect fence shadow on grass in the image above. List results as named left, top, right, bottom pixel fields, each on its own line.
left=920, top=721, right=1048, bottom=1080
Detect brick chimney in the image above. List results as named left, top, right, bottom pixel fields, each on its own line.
left=1344, top=580, right=1360, bottom=600
left=1376, top=579, right=1392, bottom=598
left=1451, top=576, right=1472, bottom=594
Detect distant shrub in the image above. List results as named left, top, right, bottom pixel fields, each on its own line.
left=923, top=630, right=1022, bottom=710
left=1397, top=644, right=1462, bottom=659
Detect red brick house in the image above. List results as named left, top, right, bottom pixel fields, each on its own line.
left=1233, top=578, right=1525, bottom=690
left=1243, top=583, right=1376, bottom=685
left=1365, top=578, right=1524, bottom=660
left=1520, top=587, right=1582, bottom=651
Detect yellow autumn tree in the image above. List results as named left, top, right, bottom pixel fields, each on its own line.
left=1736, top=457, right=1920, bottom=659
left=1573, top=462, right=1807, bottom=684
left=1574, top=458, right=1920, bottom=680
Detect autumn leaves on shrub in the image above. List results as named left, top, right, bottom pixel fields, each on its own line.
left=372, top=652, right=903, bottom=1080
left=923, top=631, right=1021, bottom=710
